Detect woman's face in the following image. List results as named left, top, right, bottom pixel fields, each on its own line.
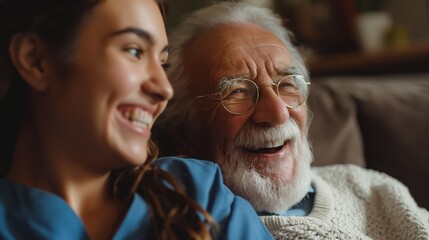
left=44, top=0, right=172, bottom=169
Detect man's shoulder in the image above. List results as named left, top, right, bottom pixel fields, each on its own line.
left=309, top=164, right=429, bottom=237
left=310, top=164, right=410, bottom=197
left=312, top=164, right=389, bottom=179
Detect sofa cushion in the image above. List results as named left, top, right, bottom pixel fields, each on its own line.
left=309, top=75, right=429, bottom=209
left=308, top=80, right=365, bottom=167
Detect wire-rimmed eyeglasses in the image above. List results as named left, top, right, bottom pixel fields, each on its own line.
left=195, top=74, right=310, bottom=115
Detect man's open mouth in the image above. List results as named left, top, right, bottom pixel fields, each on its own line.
left=242, top=140, right=289, bottom=154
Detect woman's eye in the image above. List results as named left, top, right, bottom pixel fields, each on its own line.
left=125, top=47, right=143, bottom=59
left=161, top=62, right=170, bottom=72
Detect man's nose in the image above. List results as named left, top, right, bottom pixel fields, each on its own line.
left=250, top=87, right=289, bottom=125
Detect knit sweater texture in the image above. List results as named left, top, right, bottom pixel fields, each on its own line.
left=261, top=164, right=429, bottom=240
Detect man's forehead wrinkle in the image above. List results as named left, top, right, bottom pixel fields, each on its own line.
left=187, top=22, right=293, bottom=92
left=264, top=55, right=293, bottom=79
left=212, top=58, right=254, bottom=86
left=265, top=57, right=276, bottom=79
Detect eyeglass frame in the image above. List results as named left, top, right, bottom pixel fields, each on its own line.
left=195, top=74, right=311, bottom=115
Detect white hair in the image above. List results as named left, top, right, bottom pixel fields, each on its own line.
left=158, top=2, right=310, bottom=145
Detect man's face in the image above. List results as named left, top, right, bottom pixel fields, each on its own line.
left=183, top=24, right=312, bottom=212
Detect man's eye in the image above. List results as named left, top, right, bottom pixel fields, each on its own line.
left=224, top=87, right=251, bottom=100
left=231, top=88, right=246, bottom=94
left=278, top=82, right=299, bottom=95
left=278, top=82, right=295, bottom=89
left=125, top=47, right=143, bottom=59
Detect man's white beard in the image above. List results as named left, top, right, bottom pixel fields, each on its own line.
left=217, top=119, right=313, bottom=213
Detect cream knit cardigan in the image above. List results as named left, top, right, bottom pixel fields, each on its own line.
left=261, top=164, right=429, bottom=240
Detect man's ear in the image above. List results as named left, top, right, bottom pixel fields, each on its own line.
left=9, top=33, right=51, bottom=91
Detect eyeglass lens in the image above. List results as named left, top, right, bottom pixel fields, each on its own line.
left=220, top=75, right=308, bottom=114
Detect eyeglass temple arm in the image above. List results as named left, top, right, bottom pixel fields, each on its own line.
left=195, top=92, right=221, bottom=99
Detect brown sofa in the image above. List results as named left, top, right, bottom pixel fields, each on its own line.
left=308, top=74, right=429, bottom=209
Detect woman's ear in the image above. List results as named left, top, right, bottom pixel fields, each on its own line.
left=9, top=33, right=52, bottom=91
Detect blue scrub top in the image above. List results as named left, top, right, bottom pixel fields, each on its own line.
left=0, top=157, right=273, bottom=239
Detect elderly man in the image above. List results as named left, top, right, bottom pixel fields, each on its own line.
left=157, top=2, right=429, bottom=239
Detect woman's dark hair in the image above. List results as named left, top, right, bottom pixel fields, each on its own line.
left=0, top=0, right=215, bottom=239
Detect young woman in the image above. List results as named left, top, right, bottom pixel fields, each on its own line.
left=0, top=0, right=272, bottom=239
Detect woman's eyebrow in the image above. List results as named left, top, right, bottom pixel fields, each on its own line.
left=161, top=45, right=170, bottom=54
left=110, top=27, right=154, bottom=45
left=110, top=27, right=169, bottom=55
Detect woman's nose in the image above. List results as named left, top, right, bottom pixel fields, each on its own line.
left=141, top=60, right=173, bottom=103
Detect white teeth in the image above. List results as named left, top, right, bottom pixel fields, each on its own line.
left=264, top=141, right=285, bottom=148
left=132, top=121, right=147, bottom=129
left=122, top=108, right=153, bottom=127
left=248, top=140, right=285, bottom=150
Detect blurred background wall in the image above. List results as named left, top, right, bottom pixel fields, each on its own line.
left=166, top=0, right=429, bottom=77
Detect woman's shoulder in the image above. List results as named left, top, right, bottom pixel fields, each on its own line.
left=0, top=178, right=90, bottom=239
left=154, top=156, right=218, bottom=170
left=154, top=156, right=274, bottom=239
left=153, top=156, right=227, bottom=197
